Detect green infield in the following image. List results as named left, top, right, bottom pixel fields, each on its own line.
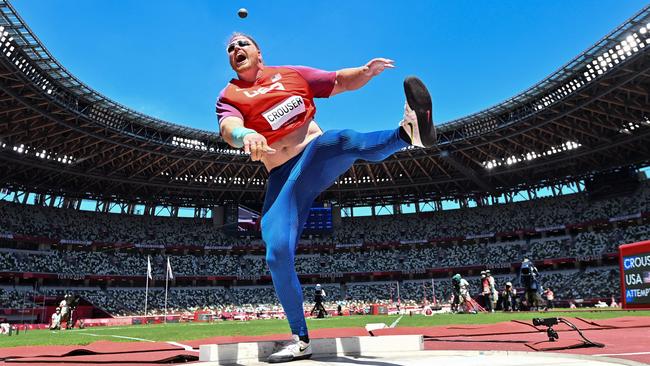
left=1, top=309, right=649, bottom=348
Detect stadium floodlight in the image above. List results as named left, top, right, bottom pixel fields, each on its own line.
left=483, top=141, right=581, bottom=170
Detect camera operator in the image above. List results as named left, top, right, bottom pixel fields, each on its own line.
left=519, top=259, right=542, bottom=311
left=543, top=287, right=555, bottom=311
left=451, top=274, right=462, bottom=312
left=501, top=282, right=517, bottom=311
left=486, top=270, right=498, bottom=312
left=310, top=284, right=327, bottom=318
left=50, top=307, right=61, bottom=330
left=63, top=293, right=80, bottom=329
left=480, top=271, right=492, bottom=312
left=451, top=274, right=472, bottom=313
left=58, top=296, right=69, bottom=329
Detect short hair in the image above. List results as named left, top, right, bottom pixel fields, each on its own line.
left=227, top=32, right=260, bottom=50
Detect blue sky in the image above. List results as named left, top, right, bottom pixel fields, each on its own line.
left=12, top=0, right=649, bottom=134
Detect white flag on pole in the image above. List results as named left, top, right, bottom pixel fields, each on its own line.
left=166, top=257, right=174, bottom=280
left=147, top=256, right=152, bottom=279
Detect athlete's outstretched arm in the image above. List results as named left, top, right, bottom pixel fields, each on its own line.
left=330, top=58, right=395, bottom=96
left=220, top=116, right=275, bottom=161
left=219, top=116, right=244, bottom=147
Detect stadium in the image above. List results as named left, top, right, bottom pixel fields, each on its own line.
left=1, top=1, right=650, bottom=365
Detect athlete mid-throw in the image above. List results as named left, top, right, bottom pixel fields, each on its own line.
left=216, top=33, right=436, bottom=363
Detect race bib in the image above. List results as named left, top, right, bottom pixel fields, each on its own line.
left=262, top=96, right=306, bottom=130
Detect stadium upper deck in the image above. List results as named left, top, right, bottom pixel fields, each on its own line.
left=0, top=0, right=649, bottom=207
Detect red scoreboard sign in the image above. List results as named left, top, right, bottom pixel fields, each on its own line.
left=619, top=240, right=650, bottom=309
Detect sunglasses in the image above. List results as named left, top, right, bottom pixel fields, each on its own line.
left=227, top=40, right=252, bottom=53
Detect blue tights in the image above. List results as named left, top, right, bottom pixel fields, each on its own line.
left=261, top=128, right=408, bottom=337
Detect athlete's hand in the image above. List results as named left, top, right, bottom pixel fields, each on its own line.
left=363, top=58, right=395, bottom=77
left=243, top=133, right=276, bottom=161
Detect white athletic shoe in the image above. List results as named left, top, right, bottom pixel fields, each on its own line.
left=400, top=102, right=422, bottom=147
left=399, top=76, right=436, bottom=148
left=267, top=334, right=312, bottom=363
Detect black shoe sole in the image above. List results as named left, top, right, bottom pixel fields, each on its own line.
left=403, top=76, right=436, bottom=147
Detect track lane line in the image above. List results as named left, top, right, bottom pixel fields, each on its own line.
left=80, top=332, right=198, bottom=352
left=166, top=341, right=199, bottom=352
left=389, top=315, right=403, bottom=328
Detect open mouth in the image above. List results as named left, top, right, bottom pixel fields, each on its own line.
left=235, top=52, right=247, bottom=65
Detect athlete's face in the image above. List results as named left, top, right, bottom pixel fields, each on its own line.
left=227, top=36, right=261, bottom=74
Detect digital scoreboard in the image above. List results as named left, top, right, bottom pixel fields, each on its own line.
left=619, top=240, right=650, bottom=309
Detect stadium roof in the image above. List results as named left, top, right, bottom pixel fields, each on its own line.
left=1, top=0, right=649, bottom=207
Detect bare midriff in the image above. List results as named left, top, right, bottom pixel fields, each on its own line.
left=261, top=120, right=323, bottom=171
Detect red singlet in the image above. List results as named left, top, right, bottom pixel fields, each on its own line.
left=216, top=66, right=336, bottom=145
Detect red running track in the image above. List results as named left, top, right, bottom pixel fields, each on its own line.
left=374, top=316, right=650, bottom=364
left=1, top=317, right=648, bottom=365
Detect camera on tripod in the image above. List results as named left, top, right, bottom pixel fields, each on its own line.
left=532, top=317, right=558, bottom=327
left=65, top=294, right=80, bottom=309
left=310, top=284, right=327, bottom=318
left=533, top=317, right=559, bottom=342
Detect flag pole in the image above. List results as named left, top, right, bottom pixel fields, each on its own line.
left=396, top=281, right=401, bottom=308
left=144, top=255, right=150, bottom=317
left=431, top=278, right=436, bottom=306
left=164, top=257, right=169, bottom=323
